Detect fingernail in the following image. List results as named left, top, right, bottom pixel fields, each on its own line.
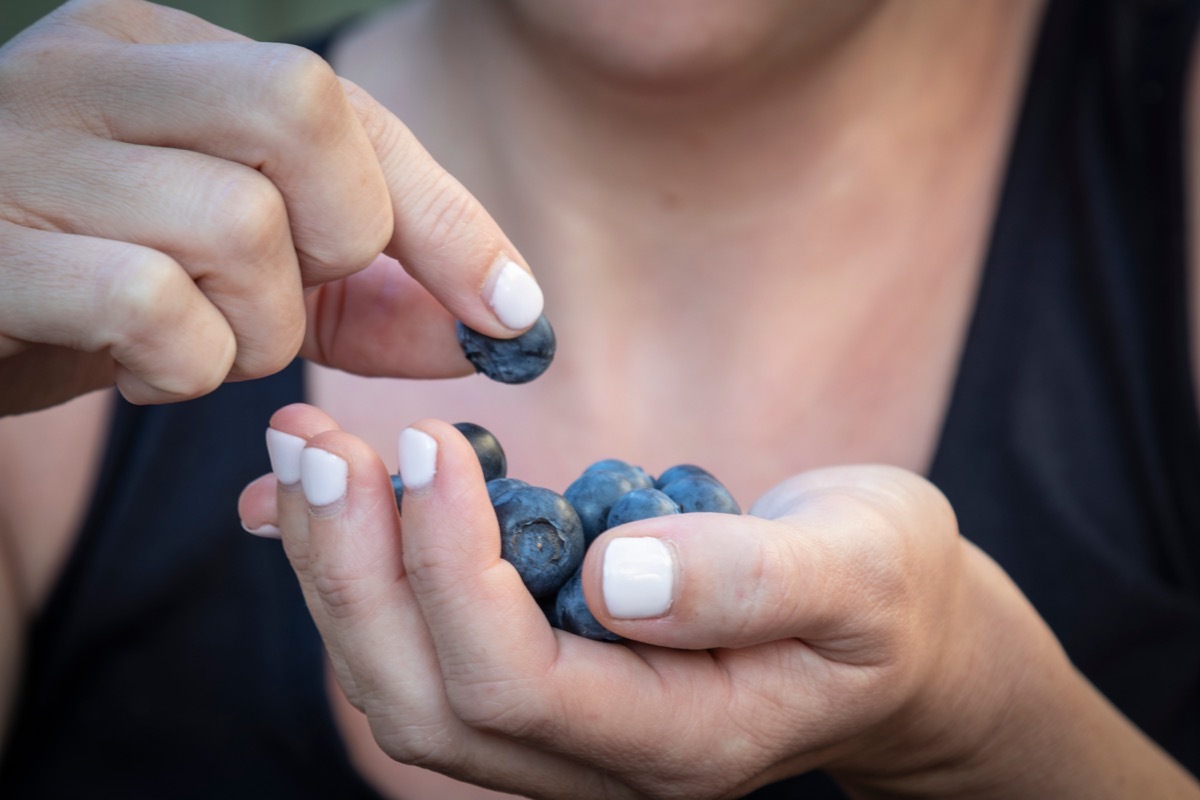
left=398, top=428, right=437, bottom=491
left=242, top=521, right=281, bottom=539
left=486, top=256, right=544, bottom=330
left=300, top=448, right=348, bottom=507
left=266, top=428, right=306, bottom=485
left=603, top=538, right=674, bottom=619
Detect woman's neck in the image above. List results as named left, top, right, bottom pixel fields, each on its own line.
left=325, top=0, right=1045, bottom=477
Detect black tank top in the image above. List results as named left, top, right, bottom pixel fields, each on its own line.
left=3, top=0, right=1198, bottom=796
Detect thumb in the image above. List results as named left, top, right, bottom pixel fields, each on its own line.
left=584, top=466, right=962, bottom=654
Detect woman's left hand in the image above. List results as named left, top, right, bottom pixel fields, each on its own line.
left=236, top=404, right=1145, bottom=800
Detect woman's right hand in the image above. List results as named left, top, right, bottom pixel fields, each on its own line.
left=0, top=0, right=542, bottom=416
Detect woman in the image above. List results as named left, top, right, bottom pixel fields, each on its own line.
left=0, top=0, right=1197, bottom=796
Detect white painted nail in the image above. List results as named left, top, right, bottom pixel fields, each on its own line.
left=603, top=538, right=674, bottom=619
left=266, top=428, right=306, bottom=485
left=487, top=256, right=544, bottom=330
left=242, top=521, right=281, bottom=539
left=398, top=428, right=437, bottom=491
left=300, top=448, right=348, bottom=507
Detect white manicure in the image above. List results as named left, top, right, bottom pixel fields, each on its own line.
left=487, top=257, right=544, bottom=330
left=398, top=428, right=438, bottom=491
left=266, top=428, right=306, bottom=485
left=242, top=521, right=281, bottom=539
left=300, top=448, right=348, bottom=507
left=603, top=538, right=674, bottom=619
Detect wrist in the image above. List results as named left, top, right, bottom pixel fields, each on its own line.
left=829, top=543, right=1198, bottom=799
left=827, top=541, right=1078, bottom=798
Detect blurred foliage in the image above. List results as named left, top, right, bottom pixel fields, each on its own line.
left=3, top=0, right=397, bottom=46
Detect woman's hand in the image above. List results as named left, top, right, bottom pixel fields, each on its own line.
left=0, top=0, right=542, bottom=415
left=236, top=404, right=1200, bottom=800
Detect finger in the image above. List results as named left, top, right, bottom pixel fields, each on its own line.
left=0, top=220, right=235, bottom=404
left=11, top=40, right=392, bottom=283
left=397, top=420, right=562, bottom=690
left=265, top=404, right=371, bottom=709
left=1, top=132, right=305, bottom=381
left=588, top=466, right=962, bottom=654
left=272, top=413, right=624, bottom=797
left=237, top=473, right=280, bottom=538
left=341, top=80, right=546, bottom=338
left=301, top=255, right=473, bottom=377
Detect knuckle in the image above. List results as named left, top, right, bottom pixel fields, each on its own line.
left=102, top=249, right=182, bottom=338
left=817, top=469, right=962, bottom=640
left=208, top=170, right=289, bottom=260
left=312, top=573, right=375, bottom=622
left=0, top=34, right=62, bottom=103
left=231, top=312, right=305, bottom=380
left=450, top=679, right=543, bottom=738
left=256, top=45, right=343, bottom=141
left=746, top=537, right=807, bottom=635
left=377, top=718, right=457, bottom=768
left=102, top=251, right=228, bottom=398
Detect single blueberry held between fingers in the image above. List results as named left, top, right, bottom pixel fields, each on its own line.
left=606, top=487, right=681, bottom=529
left=452, top=422, right=507, bottom=482
left=456, top=314, right=556, bottom=384
left=391, top=473, right=405, bottom=513
left=487, top=477, right=529, bottom=505
left=555, top=567, right=621, bottom=642
left=564, top=470, right=636, bottom=545
left=494, top=486, right=585, bottom=598
left=654, top=464, right=714, bottom=490
left=660, top=475, right=741, bottom=515
left=583, top=458, right=654, bottom=491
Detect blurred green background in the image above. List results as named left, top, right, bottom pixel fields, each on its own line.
left=3, top=0, right=396, bottom=45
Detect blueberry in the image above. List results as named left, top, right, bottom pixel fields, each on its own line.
left=654, top=464, right=714, bottom=490
left=494, top=486, right=585, bottom=598
left=452, top=422, right=507, bottom=482
left=564, top=470, right=636, bottom=545
left=554, top=567, right=621, bottom=642
left=457, top=314, right=556, bottom=384
left=660, top=475, right=741, bottom=515
left=487, top=477, right=529, bottom=505
left=583, top=459, right=654, bottom=491
left=606, top=487, right=681, bottom=529
left=391, top=473, right=405, bottom=512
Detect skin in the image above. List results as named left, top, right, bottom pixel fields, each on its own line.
left=0, top=0, right=1199, bottom=797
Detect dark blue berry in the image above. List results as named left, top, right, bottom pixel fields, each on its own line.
left=564, top=470, right=636, bottom=545
left=391, top=473, right=405, bottom=512
left=555, top=567, right=621, bottom=642
left=452, top=422, right=507, bottom=482
left=606, top=487, right=681, bottom=529
left=487, top=477, right=529, bottom=505
left=457, top=314, right=556, bottom=384
left=583, top=459, right=654, bottom=491
left=660, top=475, right=741, bottom=515
left=494, top=486, right=585, bottom=598
left=654, top=464, right=714, bottom=490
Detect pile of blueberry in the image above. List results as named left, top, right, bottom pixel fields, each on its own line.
left=392, top=423, right=740, bottom=641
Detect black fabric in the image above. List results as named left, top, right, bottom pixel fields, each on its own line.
left=0, top=362, right=379, bottom=798
left=3, top=0, right=1199, bottom=796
